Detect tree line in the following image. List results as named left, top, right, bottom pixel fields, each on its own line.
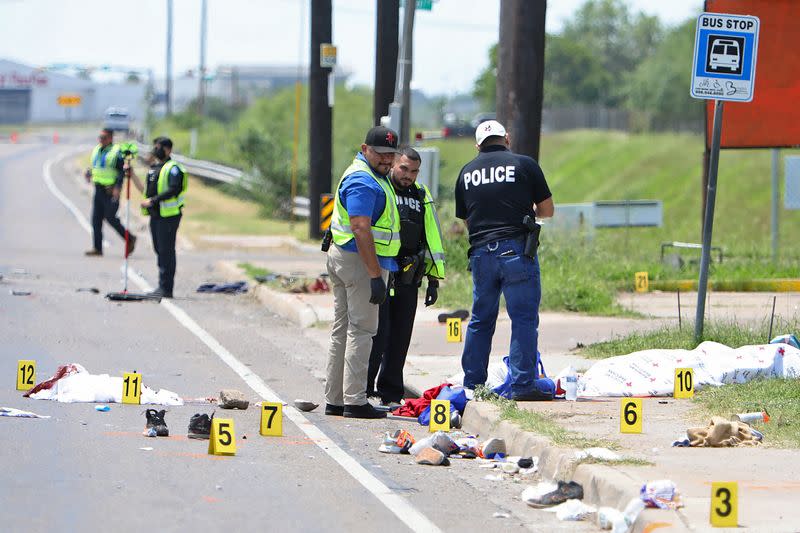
left=473, top=0, right=703, bottom=130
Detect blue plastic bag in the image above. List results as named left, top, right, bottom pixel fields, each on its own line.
left=492, top=354, right=555, bottom=400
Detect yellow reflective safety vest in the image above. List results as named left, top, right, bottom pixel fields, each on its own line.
left=415, top=182, right=446, bottom=280
left=142, top=160, right=188, bottom=218
left=331, top=157, right=401, bottom=257
left=90, top=143, right=121, bottom=186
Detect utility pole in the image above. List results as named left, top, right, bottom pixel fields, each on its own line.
left=198, top=0, right=208, bottom=116
left=396, top=0, right=416, bottom=144
left=374, top=0, right=399, bottom=126
left=496, top=0, right=546, bottom=160
left=309, top=0, right=332, bottom=240
left=165, top=0, right=173, bottom=116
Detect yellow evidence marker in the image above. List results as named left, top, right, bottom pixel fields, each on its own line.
left=208, top=418, right=237, bottom=456
left=16, top=360, right=36, bottom=391
left=121, top=372, right=142, bottom=405
left=710, top=482, right=738, bottom=527
left=620, top=398, right=643, bottom=434
left=674, top=367, right=695, bottom=399
left=634, top=271, right=649, bottom=292
left=446, top=317, right=462, bottom=342
left=260, top=402, right=283, bottom=437
left=429, top=399, right=451, bottom=432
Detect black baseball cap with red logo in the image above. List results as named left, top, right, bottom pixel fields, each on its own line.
left=364, top=126, right=399, bottom=153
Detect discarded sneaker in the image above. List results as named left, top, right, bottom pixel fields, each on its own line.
left=144, top=409, right=169, bottom=437
left=525, top=480, right=584, bottom=508
left=415, top=447, right=450, bottom=466
left=379, top=430, right=414, bottom=454
left=188, top=412, right=213, bottom=440
left=437, top=309, right=469, bottom=323
left=294, top=399, right=319, bottom=412
left=344, top=403, right=387, bottom=419
left=84, top=248, right=103, bottom=257
left=481, top=437, right=507, bottom=459
left=325, top=404, right=344, bottom=416
left=218, top=389, right=249, bottom=410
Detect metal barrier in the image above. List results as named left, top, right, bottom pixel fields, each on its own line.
left=134, top=141, right=244, bottom=184
left=661, top=241, right=724, bottom=264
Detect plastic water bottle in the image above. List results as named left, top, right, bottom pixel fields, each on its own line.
left=564, top=367, right=578, bottom=401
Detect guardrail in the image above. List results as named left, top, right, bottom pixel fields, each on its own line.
left=134, top=141, right=244, bottom=184
left=133, top=142, right=311, bottom=217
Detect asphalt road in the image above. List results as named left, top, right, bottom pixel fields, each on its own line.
left=0, top=138, right=598, bottom=533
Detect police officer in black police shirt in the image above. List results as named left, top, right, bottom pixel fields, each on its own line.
left=367, top=146, right=446, bottom=406
left=455, top=120, right=554, bottom=401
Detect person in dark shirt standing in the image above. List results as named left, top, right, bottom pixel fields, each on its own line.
left=84, top=128, right=137, bottom=257
left=127, top=137, right=187, bottom=298
left=454, top=120, right=554, bottom=401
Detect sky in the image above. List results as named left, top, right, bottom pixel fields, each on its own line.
left=0, top=0, right=703, bottom=96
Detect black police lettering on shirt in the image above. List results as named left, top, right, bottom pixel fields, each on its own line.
left=462, top=165, right=516, bottom=190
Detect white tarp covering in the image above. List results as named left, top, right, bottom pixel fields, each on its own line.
left=27, top=363, right=183, bottom=406
left=579, top=341, right=800, bottom=397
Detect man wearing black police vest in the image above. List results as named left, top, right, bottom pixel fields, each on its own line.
left=367, top=146, right=446, bottom=407
left=127, top=137, right=187, bottom=298
left=455, top=120, right=554, bottom=401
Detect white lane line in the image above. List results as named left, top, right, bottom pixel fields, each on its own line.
left=43, top=152, right=441, bottom=533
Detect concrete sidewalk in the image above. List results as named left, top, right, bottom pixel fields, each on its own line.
left=215, top=238, right=800, bottom=533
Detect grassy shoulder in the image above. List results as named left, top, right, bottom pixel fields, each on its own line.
left=581, top=319, right=799, bottom=359
left=693, top=379, right=800, bottom=447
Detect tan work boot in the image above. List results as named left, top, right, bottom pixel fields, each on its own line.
left=84, top=249, right=103, bottom=257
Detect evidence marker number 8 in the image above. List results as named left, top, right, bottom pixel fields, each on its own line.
left=429, top=399, right=451, bottom=432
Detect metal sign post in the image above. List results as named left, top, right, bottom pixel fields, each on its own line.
left=690, top=12, right=760, bottom=340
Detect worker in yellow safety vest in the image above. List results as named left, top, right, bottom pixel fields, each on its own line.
left=126, top=136, right=187, bottom=298
left=324, top=126, right=401, bottom=420
left=84, top=128, right=137, bottom=257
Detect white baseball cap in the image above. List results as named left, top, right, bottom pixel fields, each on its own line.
left=475, top=120, right=507, bottom=145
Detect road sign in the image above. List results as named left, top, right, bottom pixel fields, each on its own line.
left=401, top=0, right=433, bottom=11
left=16, top=360, right=35, bottom=391
left=57, top=95, right=82, bottom=107
left=320, top=44, right=337, bottom=68
left=691, top=13, right=760, bottom=102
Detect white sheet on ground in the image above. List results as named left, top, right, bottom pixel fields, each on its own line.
left=580, top=341, right=800, bottom=397
left=29, top=364, right=183, bottom=405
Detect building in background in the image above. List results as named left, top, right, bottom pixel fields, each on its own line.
left=0, top=59, right=147, bottom=124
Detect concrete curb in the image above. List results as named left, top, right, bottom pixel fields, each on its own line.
left=215, top=260, right=320, bottom=328
left=462, top=401, right=678, bottom=526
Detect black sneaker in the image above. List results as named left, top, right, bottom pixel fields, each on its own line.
left=437, top=309, right=470, bottom=323
left=325, top=404, right=344, bottom=416
left=188, top=412, right=213, bottom=439
left=526, top=481, right=584, bottom=508
left=344, top=403, right=387, bottom=419
left=144, top=409, right=169, bottom=437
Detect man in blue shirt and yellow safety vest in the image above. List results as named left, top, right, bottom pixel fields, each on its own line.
left=324, top=126, right=400, bottom=419
left=127, top=137, right=187, bottom=298
left=367, top=146, right=445, bottom=407
left=84, top=128, right=137, bottom=257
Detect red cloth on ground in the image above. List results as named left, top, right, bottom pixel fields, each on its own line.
left=392, top=383, right=450, bottom=417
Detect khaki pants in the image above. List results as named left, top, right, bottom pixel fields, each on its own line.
left=325, top=244, right=388, bottom=406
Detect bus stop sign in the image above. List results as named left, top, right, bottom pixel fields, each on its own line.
left=691, top=13, right=760, bottom=102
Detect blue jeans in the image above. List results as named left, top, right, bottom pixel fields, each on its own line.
left=461, top=238, right=541, bottom=395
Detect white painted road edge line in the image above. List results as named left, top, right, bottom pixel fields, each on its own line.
left=43, top=152, right=441, bottom=533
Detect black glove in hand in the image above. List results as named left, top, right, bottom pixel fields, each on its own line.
left=369, top=276, right=387, bottom=305
left=425, top=281, right=438, bottom=307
